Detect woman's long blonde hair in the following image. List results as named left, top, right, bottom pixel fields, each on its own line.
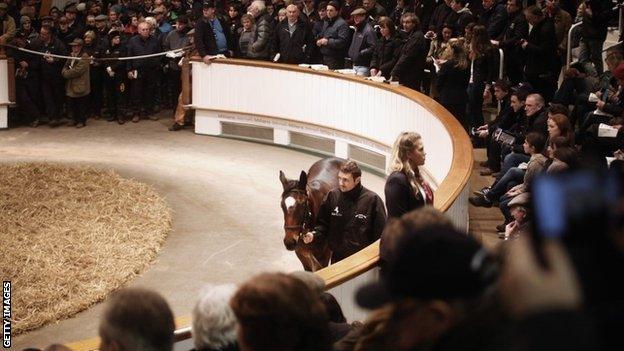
left=388, top=132, right=424, bottom=196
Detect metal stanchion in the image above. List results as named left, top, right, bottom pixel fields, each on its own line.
left=567, top=21, right=583, bottom=67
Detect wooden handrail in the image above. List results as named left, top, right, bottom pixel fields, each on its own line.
left=65, top=59, right=473, bottom=350
left=181, top=54, right=191, bottom=106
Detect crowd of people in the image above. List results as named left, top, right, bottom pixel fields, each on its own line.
left=0, top=0, right=618, bottom=131
left=29, top=198, right=624, bottom=351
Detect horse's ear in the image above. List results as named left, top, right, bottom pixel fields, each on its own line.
left=298, top=171, right=307, bottom=190
left=279, top=170, right=288, bottom=189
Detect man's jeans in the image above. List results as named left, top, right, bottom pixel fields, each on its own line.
left=353, top=65, right=371, bottom=77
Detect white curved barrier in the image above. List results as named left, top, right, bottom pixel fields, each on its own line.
left=191, top=61, right=457, bottom=187
left=191, top=59, right=473, bottom=322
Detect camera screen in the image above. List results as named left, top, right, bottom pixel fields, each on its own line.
left=533, top=172, right=619, bottom=240
left=533, top=177, right=567, bottom=239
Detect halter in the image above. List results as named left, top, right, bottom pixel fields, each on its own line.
left=283, top=189, right=313, bottom=234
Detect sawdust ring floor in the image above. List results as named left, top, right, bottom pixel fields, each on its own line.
left=0, top=163, right=172, bottom=334
left=1, top=119, right=386, bottom=349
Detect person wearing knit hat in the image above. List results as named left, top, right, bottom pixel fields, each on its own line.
left=102, top=25, right=125, bottom=124
left=18, top=15, right=38, bottom=41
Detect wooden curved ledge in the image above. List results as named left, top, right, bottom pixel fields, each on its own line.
left=189, top=57, right=473, bottom=286
left=63, top=58, right=472, bottom=349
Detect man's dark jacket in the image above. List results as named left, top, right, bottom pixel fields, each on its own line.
left=391, top=29, right=427, bottom=91
left=30, top=35, right=67, bottom=79
left=272, top=19, right=313, bottom=63
left=314, top=183, right=386, bottom=263
left=523, top=18, right=558, bottom=79
left=480, top=1, right=508, bottom=39
left=370, top=34, right=402, bottom=79
left=319, top=15, right=350, bottom=61
left=347, top=19, right=376, bottom=67
left=125, top=34, right=161, bottom=71
left=194, top=16, right=218, bottom=57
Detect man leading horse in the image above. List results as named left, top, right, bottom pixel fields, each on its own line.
left=303, top=160, right=387, bottom=264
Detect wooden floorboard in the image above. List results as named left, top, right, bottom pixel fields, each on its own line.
left=468, top=148, right=505, bottom=250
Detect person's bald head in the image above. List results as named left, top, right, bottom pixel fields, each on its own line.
left=286, top=4, right=299, bottom=22
left=137, top=21, right=151, bottom=38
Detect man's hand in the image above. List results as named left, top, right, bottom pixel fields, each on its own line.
left=202, top=55, right=212, bottom=65
left=506, top=188, right=521, bottom=197
left=596, top=100, right=606, bottom=110
left=316, top=38, right=328, bottom=47
left=44, top=54, right=54, bottom=63
left=503, top=220, right=518, bottom=238
left=19, top=61, right=28, bottom=69
left=370, top=68, right=378, bottom=77
left=521, top=39, right=528, bottom=49
left=302, top=231, right=315, bottom=244
left=499, top=237, right=582, bottom=317
left=127, top=71, right=134, bottom=79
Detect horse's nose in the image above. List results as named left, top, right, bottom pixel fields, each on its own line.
left=284, top=237, right=297, bottom=251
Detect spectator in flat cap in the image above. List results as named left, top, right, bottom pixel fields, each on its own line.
left=347, top=7, right=376, bottom=76
left=62, top=38, right=90, bottom=128
left=500, top=192, right=531, bottom=240
left=316, top=1, right=350, bottom=69
left=64, top=2, right=85, bottom=37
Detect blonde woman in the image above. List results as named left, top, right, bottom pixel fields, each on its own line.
left=384, top=132, right=434, bottom=218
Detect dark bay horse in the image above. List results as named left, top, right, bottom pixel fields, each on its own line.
left=279, top=157, right=343, bottom=271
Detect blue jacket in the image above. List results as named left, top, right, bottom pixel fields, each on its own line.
left=347, top=20, right=376, bottom=67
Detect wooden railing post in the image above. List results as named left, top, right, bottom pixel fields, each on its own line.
left=7, top=57, right=15, bottom=103
left=181, top=54, right=190, bottom=106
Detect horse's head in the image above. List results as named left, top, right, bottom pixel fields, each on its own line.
left=279, top=170, right=310, bottom=251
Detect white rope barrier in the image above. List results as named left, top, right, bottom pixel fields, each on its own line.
left=1, top=43, right=193, bottom=61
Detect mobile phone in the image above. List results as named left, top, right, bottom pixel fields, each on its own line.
left=531, top=171, right=620, bottom=266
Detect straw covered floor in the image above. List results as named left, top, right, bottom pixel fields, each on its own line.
left=0, top=163, right=172, bottom=334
